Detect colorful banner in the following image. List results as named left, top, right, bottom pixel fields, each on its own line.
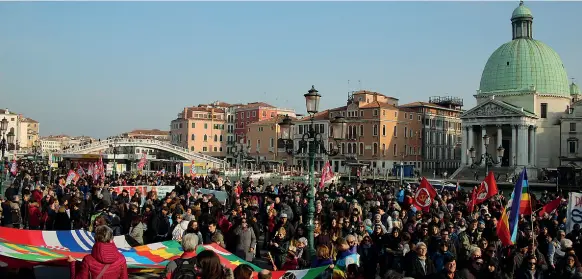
left=567, top=192, right=582, bottom=233
left=0, top=227, right=328, bottom=278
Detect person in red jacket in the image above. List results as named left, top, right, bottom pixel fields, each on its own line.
left=27, top=202, right=42, bottom=230
left=68, top=225, right=128, bottom=279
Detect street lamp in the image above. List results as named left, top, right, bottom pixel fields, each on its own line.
left=232, top=139, right=248, bottom=181
left=469, top=134, right=505, bottom=174
left=278, top=85, right=347, bottom=259
left=109, top=139, right=119, bottom=177
left=0, top=117, right=7, bottom=158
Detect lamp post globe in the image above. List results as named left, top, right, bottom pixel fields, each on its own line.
left=304, top=85, right=321, bottom=115
left=330, top=116, right=347, bottom=140
left=0, top=118, right=7, bottom=133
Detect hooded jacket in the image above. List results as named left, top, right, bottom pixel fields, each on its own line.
left=70, top=241, right=128, bottom=279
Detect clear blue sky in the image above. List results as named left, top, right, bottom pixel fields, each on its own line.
left=0, top=1, right=580, bottom=138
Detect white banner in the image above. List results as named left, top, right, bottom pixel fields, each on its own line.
left=567, top=192, right=582, bottom=233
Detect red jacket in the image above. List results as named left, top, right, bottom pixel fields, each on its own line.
left=70, top=241, right=128, bottom=279
left=28, top=203, right=41, bottom=228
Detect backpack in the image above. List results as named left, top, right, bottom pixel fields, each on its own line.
left=171, top=258, right=199, bottom=279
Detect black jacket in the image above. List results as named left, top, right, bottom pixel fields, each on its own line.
left=405, top=255, right=436, bottom=279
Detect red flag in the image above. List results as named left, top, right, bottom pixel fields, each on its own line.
left=497, top=206, right=513, bottom=247
left=474, top=171, right=498, bottom=205
left=468, top=187, right=477, bottom=213
left=413, top=177, right=438, bottom=212
left=319, top=161, right=333, bottom=189
left=538, top=197, right=562, bottom=217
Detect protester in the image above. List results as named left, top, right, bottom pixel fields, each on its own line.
left=159, top=233, right=200, bottom=279
left=68, top=225, right=128, bottom=279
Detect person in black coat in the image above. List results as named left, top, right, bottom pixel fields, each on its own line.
left=405, top=242, right=436, bottom=279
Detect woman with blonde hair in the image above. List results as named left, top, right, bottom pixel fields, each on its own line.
left=269, top=227, right=289, bottom=269
left=311, top=245, right=333, bottom=268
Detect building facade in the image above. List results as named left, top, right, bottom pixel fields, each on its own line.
left=121, top=129, right=169, bottom=141
left=293, top=111, right=331, bottom=172
left=170, top=105, right=227, bottom=158
left=0, top=109, right=40, bottom=153
left=401, top=97, right=464, bottom=175
left=325, top=90, right=423, bottom=174
left=234, top=102, right=295, bottom=141
left=246, top=115, right=292, bottom=167
left=454, top=2, right=577, bottom=181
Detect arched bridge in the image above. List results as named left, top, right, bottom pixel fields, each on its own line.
left=60, top=138, right=226, bottom=168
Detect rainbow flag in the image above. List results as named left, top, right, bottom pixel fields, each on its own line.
left=508, top=168, right=528, bottom=243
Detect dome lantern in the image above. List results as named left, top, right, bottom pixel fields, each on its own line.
left=571, top=79, right=580, bottom=96
left=511, top=1, right=534, bottom=40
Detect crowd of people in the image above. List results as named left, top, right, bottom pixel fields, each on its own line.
left=0, top=159, right=579, bottom=279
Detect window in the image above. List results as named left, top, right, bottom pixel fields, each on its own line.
left=404, top=113, right=407, bottom=119
left=257, top=139, right=261, bottom=149
left=192, top=123, right=196, bottom=128
left=359, top=143, right=364, bottom=155
left=373, top=143, right=378, bottom=155
left=382, top=125, right=386, bottom=136
left=393, top=126, right=397, bottom=137
left=404, top=127, right=408, bottom=138
left=214, top=147, right=217, bottom=152
left=404, top=145, right=408, bottom=155
left=569, top=141, right=577, bottom=153
left=252, top=111, right=256, bottom=117
left=418, top=115, right=421, bottom=121
left=571, top=123, right=577, bottom=132
left=190, top=146, right=195, bottom=151
left=541, top=103, right=548, bottom=118
left=393, top=144, right=397, bottom=156
left=191, top=134, right=195, bottom=140
left=373, top=125, right=378, bottom=136
left=271, top=112, right=275, bottom=117
left=204, top=123, right=208, bottom=129
left=203, top=135, right=208, bottom=142
left=382, top=143, right=386, bottom=155
left=373, top=110, right=378, bottom=116
left=240, top=112, right=244, bottom=118
left=360, top=125, right=364, bottom=136
left=262, top=111, right=266, bottom=117
left=214, top=135, right=218, bottom=142
left=219, top=135, right=223, bottom=142
left=410, top=113, right=413, bottom=120
left=270, top=138, right=274, bottom=148
left=360, top=111, right=364, bottom=117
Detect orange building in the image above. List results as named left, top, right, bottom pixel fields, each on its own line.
left=234, top=102, right=295, bottom=141
left=245, top=115, right=293, bottom=167
left=325, top=90, right=423, bottom=174
left=170, top=106, right=227, bottom=158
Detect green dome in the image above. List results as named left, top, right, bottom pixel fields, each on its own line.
left=512, top=3, right=533, bottom=20
left=478, top=38, right=570, bottom=96
left=572, top=82, right=580, bottom=95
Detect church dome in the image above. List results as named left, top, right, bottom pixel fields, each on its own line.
left=478, top=2, right=570, bottom=97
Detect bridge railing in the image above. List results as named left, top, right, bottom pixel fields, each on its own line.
left=62, top=138, right=225, bottom=165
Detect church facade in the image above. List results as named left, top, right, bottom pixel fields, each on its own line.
left=454, top=2, right=579, bottom=180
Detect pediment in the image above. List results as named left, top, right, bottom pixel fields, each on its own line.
left=461, top=100, right=531, bottom=119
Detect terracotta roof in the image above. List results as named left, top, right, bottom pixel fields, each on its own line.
left=20, top=117, right=38, bottom=123
left=126, top=129, right=169, bottom=135
left=352, top=90, right=398, bottom=100
left=328, top=106, right=348, bottom=112
left=359, top=101, right=398, bottom=109
left=248, top=114, right=295, bottom=126
left=400, top=101, right=463, bottom=111
left=197, top=101, right=231, bottom=108
left=237, top=102, right=275, bottom=109
left=185, top=106, right=225, bottom=115
left=297, top=110, right=329, bottom=122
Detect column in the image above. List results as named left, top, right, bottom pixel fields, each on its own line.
left=528, top=126, right=534, bottom=166
left=480, top=125, right=487, bottom=166
left=497, top=125, right=503, bottom=166
left=517, top=124, right=529, bottom=166
left=461, top=125, right=469, bottom=166
left=511, top=125, right=517, bottom=166
left=468, top=125, right=474, bottom=165
left=532, top=126, right=537, bottom=166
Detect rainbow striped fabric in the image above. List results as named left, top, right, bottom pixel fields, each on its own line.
left=0, top=227, right=328, bottom=278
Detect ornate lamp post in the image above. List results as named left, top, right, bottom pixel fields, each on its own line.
left=469, top=134, right=505, bottom=174
left=278, top=85, right=347, bottom=258
left=232, top=139, right=248, bottom=181
left=0, top=118, right=7, bottom=159
left=109, top=139, right=119, bottom=177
